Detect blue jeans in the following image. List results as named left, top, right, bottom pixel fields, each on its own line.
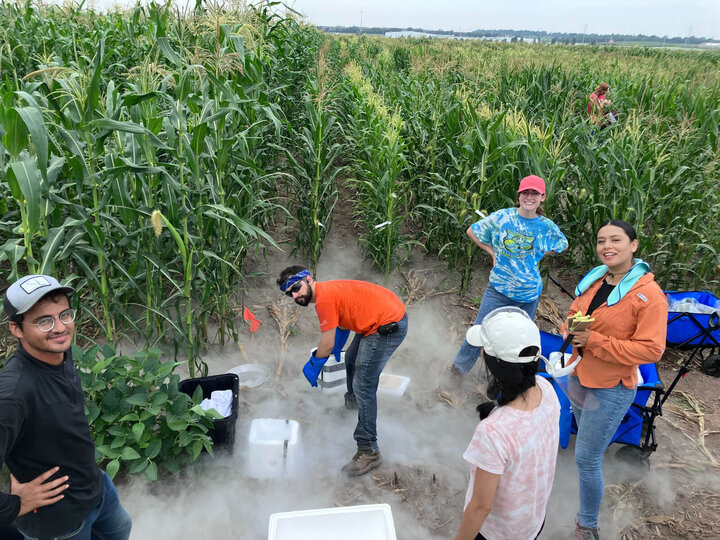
left=453, top=284, right=539, bottom=373
left=20, top=471, right=132, bottom=540
left=345, top=314, right=408, bottom=452
left=573, top=382, right=636, bottom=529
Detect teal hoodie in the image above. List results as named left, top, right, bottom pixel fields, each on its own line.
left=575, top=259, right=650, bottom=306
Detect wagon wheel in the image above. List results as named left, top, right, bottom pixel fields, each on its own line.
left=702, top=353, right=720, bottom=378
left=614, top=445, right=651, bottom=479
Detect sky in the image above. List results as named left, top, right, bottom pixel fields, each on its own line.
left=284, top=0, right=720, bottom=40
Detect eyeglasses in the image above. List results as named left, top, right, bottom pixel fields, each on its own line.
left=24, top=309, right=77, bottom=332
left=285, top=280, right=305, bottom=297
left=519, top=190, right=542, bottom=198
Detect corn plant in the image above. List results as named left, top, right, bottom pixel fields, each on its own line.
left=340, top=62, right=415, bottom=279
left=335, top=34, right=719, bottom=290
left=278, top=45, right=342, bottom=275
left=0, top=1, right=316, bottom=369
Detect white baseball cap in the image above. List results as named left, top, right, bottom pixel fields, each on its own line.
left=465, top=306, right=541, bottom=363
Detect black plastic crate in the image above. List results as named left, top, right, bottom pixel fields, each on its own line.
left=178, top=373, right=239, bottom=447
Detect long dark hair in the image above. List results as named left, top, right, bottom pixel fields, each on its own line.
left=599, top=219, right=639, bottom=255
left=599, top=219, right=636, bottom=241
left=477, top=348, right=539, bottom=420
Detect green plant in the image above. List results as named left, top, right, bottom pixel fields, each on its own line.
left=334, top=34, right=719, bottom=291
left=280, top=44, right=342, bottom=275
left=75, top=344, right=217, bottom=481
left=0, top=1, right=312, bottom=363
left=341, top=62, right=416, bottom=279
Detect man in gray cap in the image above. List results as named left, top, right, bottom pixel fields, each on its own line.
left=0, top=275, right=132, bottom=539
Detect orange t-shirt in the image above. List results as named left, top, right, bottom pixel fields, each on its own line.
left=314, top=280, right=406, bottom=336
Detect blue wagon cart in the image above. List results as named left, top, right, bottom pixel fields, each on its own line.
left=540, top=285, right=720, bottom=467
left=665, top=290, right=720, bottom=377
left=538, top=332, right=664, bottom=468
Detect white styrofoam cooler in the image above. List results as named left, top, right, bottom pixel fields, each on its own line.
left=378, top=374, right=410, bottom=397
left=268, top=503, right=397, bottom=540
left=246, top=419, right=301, bottom=479
left=319, top=351, right=346, bottom=393
left=316, top=348, right=409, bottom=398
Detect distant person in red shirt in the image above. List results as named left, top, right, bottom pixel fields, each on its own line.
left=277, top=266, right=408, bottom=476
left=587, top=83, right=617, bottom=129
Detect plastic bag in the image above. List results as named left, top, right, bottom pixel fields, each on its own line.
left=667, top=296, right=720, bottom=315
left=553, top=372, right=599, bottom=412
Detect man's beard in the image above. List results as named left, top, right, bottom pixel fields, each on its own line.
left=294, top=290, right=312, bottom=306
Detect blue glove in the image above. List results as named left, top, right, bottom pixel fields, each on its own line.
left=332, top=328, right=351, bottom=362
left=303, top=350, right=329, bottom=387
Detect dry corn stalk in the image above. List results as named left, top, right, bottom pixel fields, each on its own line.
left=536, top=295, right=565, bottom=333
left=674, top=391, right=720, bottom=466
left=401, top=269, right=457, bottom=305
left=267, top=300, right=300, bottom=378
left=436, top=390, right=465, bottom=408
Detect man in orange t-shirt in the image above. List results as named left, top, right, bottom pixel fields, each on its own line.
left=277, top=265, right=408, bottom=476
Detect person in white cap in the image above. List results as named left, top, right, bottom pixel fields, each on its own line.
left=455, top=307, right=560, bottom=540
left=450, top=175, right=568, bottom=378
left=0, top=275, right=132, bottom=539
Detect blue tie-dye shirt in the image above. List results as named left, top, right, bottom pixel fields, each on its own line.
left=471, top=208, right=568, bottom=303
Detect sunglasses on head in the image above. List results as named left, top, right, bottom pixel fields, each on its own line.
left=285, top=279, right=305, bottom=297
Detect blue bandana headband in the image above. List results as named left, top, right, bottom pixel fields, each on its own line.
left=279, top=270, right=311, bottom=292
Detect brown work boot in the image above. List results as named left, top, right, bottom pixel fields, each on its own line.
left=573, top=519, right=600, bottom=540
left=341, top=450, right=382, bottom=476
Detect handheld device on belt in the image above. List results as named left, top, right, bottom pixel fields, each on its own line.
left=377, top=321, right=399, bottom=335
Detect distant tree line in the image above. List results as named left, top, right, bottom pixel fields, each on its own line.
left=318, top=25, right=717, bottom=45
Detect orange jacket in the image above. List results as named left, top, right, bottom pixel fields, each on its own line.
left=562, top=273, right=667, bottom=389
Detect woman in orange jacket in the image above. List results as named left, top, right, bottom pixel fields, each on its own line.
left=562, top=220, right=667, bottom=539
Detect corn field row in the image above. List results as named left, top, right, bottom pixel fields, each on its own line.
left=325, top=35, right=719, bottom=292
left=2, top=2, right=719, bottom=364
left=0, top=1, right=321, bottom=372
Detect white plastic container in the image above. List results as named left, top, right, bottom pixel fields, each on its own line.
left=378, top=374, right=410, bottom=397
left=319, top=351, right=346, bottom=393
left=268, top=503, right=397, bottom=540
left=226, top=364, right=270, bottom=388
left=246, top=419, right=301, bottom=479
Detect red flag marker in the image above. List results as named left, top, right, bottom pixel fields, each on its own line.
left=243, top=307, right=261, bottom=333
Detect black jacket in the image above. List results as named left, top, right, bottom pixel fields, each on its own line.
left=0, top=344, right=103, bottom=537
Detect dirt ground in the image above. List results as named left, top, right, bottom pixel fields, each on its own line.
left=189, top=191, right=720, bottom=539
left=253, top=189, right=720, bottom=539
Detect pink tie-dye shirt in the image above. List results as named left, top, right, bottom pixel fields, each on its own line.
left=463, top=376, right=560, bottom=539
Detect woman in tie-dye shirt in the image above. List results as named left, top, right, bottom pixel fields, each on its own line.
left=451, top=175, right=568, bottom=376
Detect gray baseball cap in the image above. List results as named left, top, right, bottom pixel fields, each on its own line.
left=3, top=275, right=74, bottom=320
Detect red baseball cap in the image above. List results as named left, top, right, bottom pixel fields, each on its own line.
left=517, top=175, right=546, bottom=195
